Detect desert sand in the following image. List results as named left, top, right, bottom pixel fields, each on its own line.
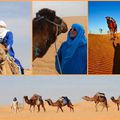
left=32, top=16, right=88, bottom=75
left=0, top=101, right=120, bottom=120
left=88, top=33, right=120, bottom=74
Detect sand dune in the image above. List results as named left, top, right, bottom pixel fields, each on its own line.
left=32, top=16, right=88, bottom=75
left=0, top=101, right=120, bottom=120
left=88, top=33, right=120, bottom=74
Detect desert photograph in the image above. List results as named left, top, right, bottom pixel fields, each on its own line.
left=0, top=2, right=32, bottom=75
left=32, top=1, right=88, bottom=75
left=88, top=1, right=120, bottom=74
left=0, top=76, right=120, bottom=120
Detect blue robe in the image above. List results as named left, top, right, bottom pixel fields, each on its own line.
left=3, top=31, right=23, bottom=70
left=55, top=24, right=87, bottom=74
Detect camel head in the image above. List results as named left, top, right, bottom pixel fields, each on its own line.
left=33, top=8, right=68, bottom=60
left=0, top=44, right=7, bottom=64
left=23, top=96, right=29, bottom=100
left=82, top=96, right=93, bottom=101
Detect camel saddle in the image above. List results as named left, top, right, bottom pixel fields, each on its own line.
left=30, top=94, right=42, bottom=101
left=7, top=54, right=19, bottom=74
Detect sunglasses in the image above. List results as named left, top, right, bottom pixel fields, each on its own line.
left=70, top=28, right=77, bottom=32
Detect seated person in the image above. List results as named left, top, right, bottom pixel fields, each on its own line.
left=0, top=20, right=24, bottom=74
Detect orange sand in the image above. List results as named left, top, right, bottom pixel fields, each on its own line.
left=0, top=101, right=120, bottom=120
left=88, top=33, right=120, bottom=74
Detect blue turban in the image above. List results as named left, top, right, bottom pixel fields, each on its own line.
left=55, top=24, right=87, bottom=74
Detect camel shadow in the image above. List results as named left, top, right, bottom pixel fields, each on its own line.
left=112, top=41, right=120, bottom=74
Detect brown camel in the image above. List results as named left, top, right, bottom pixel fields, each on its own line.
left=45, top=97, right=74, bottom=112
left=111, top=96, right=120, bottom=111
left=106, top=16, right=117, bottom=40
left=0, top=44, right=19, bottom=75
left=33, top=8, right=68, bottom=60
left=23, top=94, right=46, bottom=112
left=82, top=92, right=108, bottom=112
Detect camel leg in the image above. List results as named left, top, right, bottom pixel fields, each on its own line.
left=33, top=105, right=35, bottom=112
left=29, top=105, right=31, bottom=112
left=37, top=105, right=40, bottom=112
left=59, top=107, right=63, bottom=112
left=101, top=104, right=105, bottom=112
left=67, top=104, right=74, bottom=112
left=42, top=103, right=46, bottom=112
left=117, top=103, right=119, bottom=111
left=105, top=101, right=108, bottom=111
left=57, top=107, right=59, bottom=113
left=95, top=103, right=98, bottom=112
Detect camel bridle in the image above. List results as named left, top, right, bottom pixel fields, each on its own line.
left=34, top=15, right=62, bottom=36
left=34, top=15, right=63, bottom=74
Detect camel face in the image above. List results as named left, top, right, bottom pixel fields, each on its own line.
left=54, top=16, right=68, bottom=35
left=82, top=96, right=92, bottom=101
left=32, top=8, right=68, bottom=60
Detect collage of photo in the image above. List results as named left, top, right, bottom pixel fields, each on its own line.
left=0, top=0, right=120, bottom=120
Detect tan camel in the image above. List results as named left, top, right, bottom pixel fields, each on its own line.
left=111, top=96, right=120, bottom=111
left=82, top=92, right=108, bottom=112
left=45, top=97, right=74, bottom=112
left=23, top=94, right=46, bottom=112
left=0, top=44, right=19, bottom=75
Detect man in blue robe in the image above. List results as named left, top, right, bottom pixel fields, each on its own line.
left=55, top=24, right=87, bottom=74
left=0, top=20, right=24, bottom=74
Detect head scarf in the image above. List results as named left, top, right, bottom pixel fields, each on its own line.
left=65, top=24, right=87, bottom=59
left=0, top=20, right=9, bottom=40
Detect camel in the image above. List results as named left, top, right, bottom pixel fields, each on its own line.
left=23, top=94, right=46, bottom=112
left=106, top=16, right=117, bottom=40
left=33, top=8, right=68, bottom=60
left=82, top=92, right=108, bottom=112
left=0, top=44, right=19, bottom=75
left=45, top=97, right=74, bottom=112
left=111, top=96, right=120, bottom=111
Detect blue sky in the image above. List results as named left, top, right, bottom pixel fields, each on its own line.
left=0, top=76, right=120, bottom=105
left=89, top=1, right=120, bottom=34
left=0, top=2, right=31, bottom=68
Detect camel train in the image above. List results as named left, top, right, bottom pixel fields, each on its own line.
left=17, top=92, right=120, bottom=113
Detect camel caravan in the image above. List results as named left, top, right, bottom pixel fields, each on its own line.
left=9, top=92, right=120, bottom=113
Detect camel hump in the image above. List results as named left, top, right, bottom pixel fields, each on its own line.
left=31, top=94, right=42, bottom=100
left=96, top=92, right=105, bottom=97
left=118, top=96, right=120, bottom=100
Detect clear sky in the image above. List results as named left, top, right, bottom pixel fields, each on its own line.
left=0, top=76, right=120, bottom=105
left=0, top=2, right=31, bottom=69
left=32, top=1, right=87, bottom=18
left=89, top=1, right=120, bottom=34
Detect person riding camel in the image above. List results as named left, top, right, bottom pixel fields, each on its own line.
left=30, top=94, right=42, bottom=102
left=0, top=20, right=24, bottom=74
left=59, top=96, right=70, bottom=105
left=13, top=97, right=18, bottom=102
left=106, top=16, right=117, bottom=32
